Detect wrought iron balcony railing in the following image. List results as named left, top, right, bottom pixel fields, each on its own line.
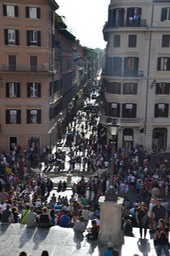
left=99, top=114, right=142, bottom=126
left=104, top=19, right=147, bottom=29
left=1, top=65, right=50, bottom=73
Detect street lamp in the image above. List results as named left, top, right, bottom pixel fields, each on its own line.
left=105, top=118, right=120, bottom=202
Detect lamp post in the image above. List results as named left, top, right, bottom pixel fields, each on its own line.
left=105, top=118, right=120, bottom=202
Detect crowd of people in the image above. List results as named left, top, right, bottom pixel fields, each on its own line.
left=0, top=92, right=170, bottom=255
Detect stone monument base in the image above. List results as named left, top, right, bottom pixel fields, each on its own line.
left=98, top=196, right=124, bottom=246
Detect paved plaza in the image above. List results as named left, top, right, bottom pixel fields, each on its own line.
left=0, top=223, right=158, bottom=256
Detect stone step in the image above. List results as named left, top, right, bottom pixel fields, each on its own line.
left=0, top=224, right=158, bottom=256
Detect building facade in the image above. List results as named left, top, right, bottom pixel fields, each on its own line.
left=102, top=0, right=170, bottom=152
left=0, top=0, right=99, bottom=153
left=0, top=0, right=59, bottom=152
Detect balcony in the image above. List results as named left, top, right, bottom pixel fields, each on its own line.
left=99, top=114, right=118, bottom=126
left=0, top=65, right=50, bottom=73
left=102, top=71, right=143, bottom=78
left=104, top=19, right=147, bottom=29
left=120, top=118, right=141, bottom=123
left=99, top=114, right=142, bottom=127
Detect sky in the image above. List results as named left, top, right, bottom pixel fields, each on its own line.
left=56, top=0, right=110, bottom=49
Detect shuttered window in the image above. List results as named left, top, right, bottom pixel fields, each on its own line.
left=8, top=55, right=16, bottom=71
left=27, top=110, right=41, bottom=124
left=162, top=35, right=170, bottom=47
left=3, top=5, right=18, bottom=17
left=30, top=56, right=37, bottom=71
left=26, top=7, right=41, bottom=19
left=122, top=103, right=136, bottom=118
left=4, top=29, right=19, bottom=45
left=6, top=82, right=20, bottom=97
left=6, top=109, right=21, bottom=124
left=27, top=30, right=41, bottom=46
left=155, top=104, right=169, bottom=117
left=27, top=82, right=41, bottom=97
left=128, top=35, right=137, bottom=47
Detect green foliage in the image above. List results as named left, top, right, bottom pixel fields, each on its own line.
left=55, top=14, right=67, bottom=29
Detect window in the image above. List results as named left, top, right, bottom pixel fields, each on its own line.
left=6, top=82, right=20, bottom=97
left=30, top=56, right=37, bottom=71
left=127, top=7, right=142, bottom=26
left=6, top=109, right=21, bottom=124
left=111, top=8, right=124, bottom=26
left=162, top=35, right=170, bottom=47
left=156, top=83, right=169, bottom=94
left=157, top=57, right=170, bottom=71
left=106, top=82, right=121, bottom=94
left=4, top=29, right=19, bottom=45
left=155, top=103, right=169, bottom=117
left=127, top=7, right=141, bottom=17
left=3, top=5, right=18, bottom=17
left=161, top=8, right=170, bottom=21
left=8, top=55, right=16, bottom=71
left=105, top=57, right=122, bottom=76
left=123, top=83, right=137, bottom=94
left=128, top=35, right=137, bottom=47
left=124, top=57, right=139, bottom=76
left=27, top=30, right=41, bottom=46
left=113, top=35, right=120, bottom=47
left=7, top=29, right=15, bottom=44
left=27, top=82, right=41, bottom=97
left=122, top=103, right=136, bottom=118
left=26, top=7, right=41, bottom=19
left=27, top=136, right=40, bottom=149
left=110, top=103, right=120, bottom=117
left=108, top=8, right=125, bottom=27
left=27, top=110, right=41, bottom=124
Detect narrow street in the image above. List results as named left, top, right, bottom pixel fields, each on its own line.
left=40, top=83, right=102, bottom=200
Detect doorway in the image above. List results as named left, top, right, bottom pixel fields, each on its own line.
left=152, top=128, right=167, bottom=152
left=10, top=137, right=17, bottom=151
left=123, top=128, right=134, bottom=151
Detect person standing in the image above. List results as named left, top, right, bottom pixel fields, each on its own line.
left=73, top=216, right=86, bottom=234
left=86, top=220, right=100, bottom=240
left=156, top=219, right=169, bottom=256
left=150, top=198, right=168, bottom=246
left=71, top=200, right=82, bottom=223
left=135, top=202, right=148, bottom=239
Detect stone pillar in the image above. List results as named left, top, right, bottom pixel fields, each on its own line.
left=98, top=196, right=124, bottom=245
